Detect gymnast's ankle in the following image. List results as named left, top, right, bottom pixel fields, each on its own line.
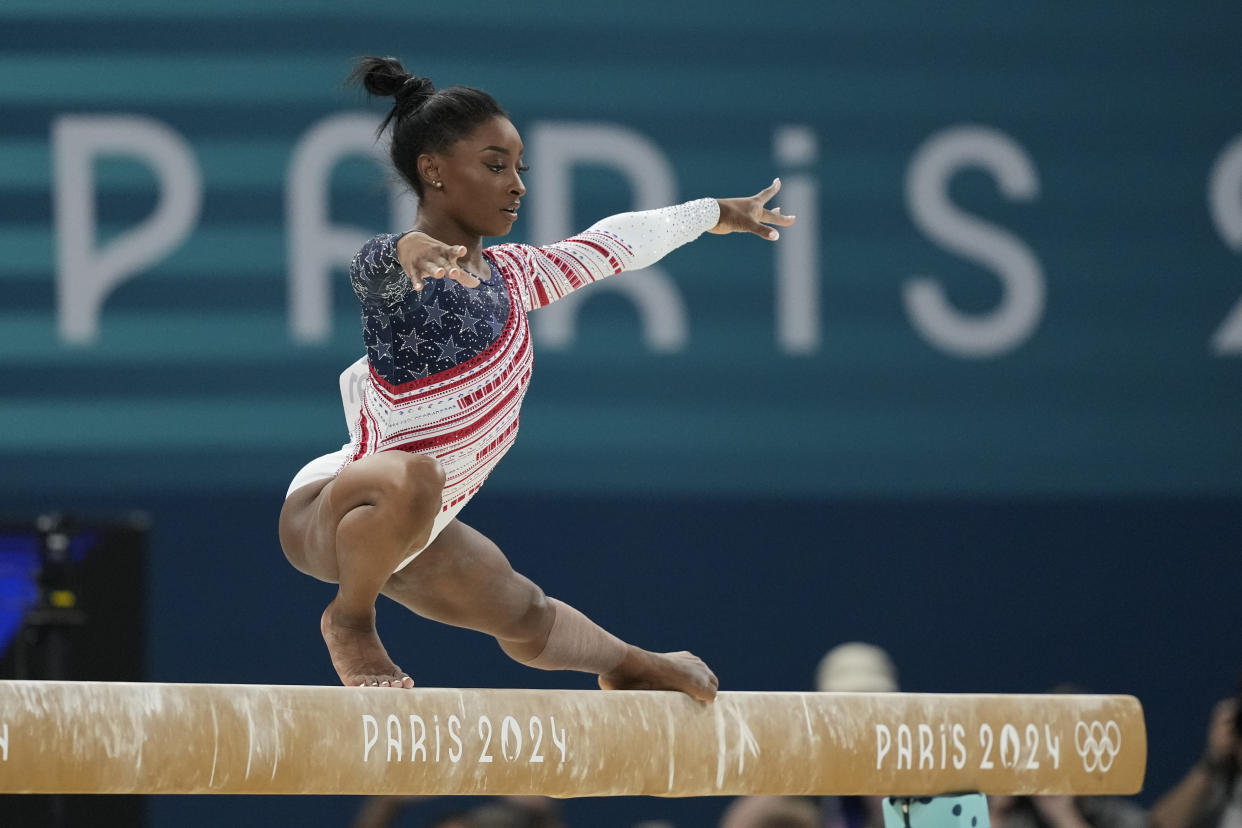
left=322, top=597, right=377, bottom=631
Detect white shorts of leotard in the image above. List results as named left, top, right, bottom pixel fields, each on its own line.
left=285, top=442, right=352, bottom=498
left=284, top=358, right=462, bottom=570
left=285, top=443, right=464, bottom=571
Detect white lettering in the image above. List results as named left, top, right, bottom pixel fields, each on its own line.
left=1045, top=725, right=1061, bottom=769
left=501, top=715, right=522, bottom=762
left=550, top=716, right=568, bottom=763
left=409, top=715, right=427, bottom=762
left=386, top=713, right=402, bottom=762
left=905, top=126, right=1044, bottom=357
left=361, top=714, right=379, bottom=762
left=53, top=115, right=202, bottom=343
left=528, top=122, right=689, bottom=352
left=529, top=716, right=545, bottom=763
left=918, top=723, right=935, bottom=770
left=1000, top=723, right=1021, bottom=768
left=980, top=723, right=995, bottom=769
left=286, top=113, right=417, bottom=343
left=1209, top=134, right=1242, bottom=353
left=897, top=724, right=913, bottom=770
left=1024, top=723, right=1041, bottom=769
left=952, top=723, right=967, bottom=769
left=478, top=716, right=494, bottom=763
left=876, top=719, right=1070, bottom=773
left=876, top=724, right=892, bottom=769
left=448, top=714, right=463, bottom=763
left=0, top=723, right=7, bottom=761
left=361, top=710, right=567, bottom=765
left=773, top=125, right=821, bottom=353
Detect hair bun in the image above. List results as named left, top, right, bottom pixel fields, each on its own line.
left=395, top=75, right=435, bottom=111
left=349, top=55, right=435, bottom=105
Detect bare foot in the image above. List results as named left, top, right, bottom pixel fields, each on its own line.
left=320, top=600, right=414, bottom=688
left=598, top=646, right=718, bottom=702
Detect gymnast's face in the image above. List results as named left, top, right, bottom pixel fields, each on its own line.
left=420, top=116, right=526, bottom=238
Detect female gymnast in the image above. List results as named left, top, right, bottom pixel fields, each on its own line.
left=278, top=56, right=795, bottom=699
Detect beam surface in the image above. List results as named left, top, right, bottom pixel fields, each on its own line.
left=0, top=681, right=1145, bottom=797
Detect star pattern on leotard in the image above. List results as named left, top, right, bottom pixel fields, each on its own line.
left=351, top=236, right=510, bottom=386
left=436, top=338, right=465, bottom=362
left=372, top=339, right=393, bottom=364
left=422, top=304, right=449, bottom=328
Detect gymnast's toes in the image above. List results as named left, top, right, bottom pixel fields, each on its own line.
left=354, top=674, right=415, bottom=689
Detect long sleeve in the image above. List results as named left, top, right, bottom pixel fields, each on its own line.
left=350, top=233, right=415, bottom=308
left=486, top=197, right=720, bottom=312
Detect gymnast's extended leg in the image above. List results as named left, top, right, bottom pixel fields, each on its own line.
left=381, top=519, right=719, bottom=702
left=278, top=451, right=446, bottom=688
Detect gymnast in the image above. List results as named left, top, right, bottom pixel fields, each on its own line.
left=278, top=56, right=795, bottom=699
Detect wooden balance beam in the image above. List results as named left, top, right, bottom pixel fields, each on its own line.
left=0, top=681, right=1145, bottom=797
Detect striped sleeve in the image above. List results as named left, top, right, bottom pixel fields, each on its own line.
left=487, top=198, right=720, bottom=312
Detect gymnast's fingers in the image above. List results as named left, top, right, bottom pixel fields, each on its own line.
left=763, top=206, right=797, bottom=226
left=415, top=267, right=442, bottom=290
left=449, top=267, right=482, bottom=288
left=748, top=220, right=781, bottom=241
left=755, top=176, right=781, bottom=203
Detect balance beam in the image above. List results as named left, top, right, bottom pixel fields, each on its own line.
left=0, top=681, right=1144, bottom=797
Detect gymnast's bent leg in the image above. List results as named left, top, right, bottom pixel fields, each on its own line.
left=381, top=518, right=719, bottom=702
left=279, top=451, right=445, bottom=688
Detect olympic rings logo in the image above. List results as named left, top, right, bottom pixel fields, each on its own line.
left=1075, top=720, right=1121, bottom=772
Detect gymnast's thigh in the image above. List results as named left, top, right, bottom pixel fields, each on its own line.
left=278, top=451, right=425, bottom=583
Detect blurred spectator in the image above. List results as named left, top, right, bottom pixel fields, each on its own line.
left=350, top=795, right=427, bottom=828
left=493, top=796, right=565, bottom=828
left=720, top=642, right=899, bottom=828
left=819, top=642, right=898, bottom=828
left=468, top=799, right=560, bottom=828
left=815, top=642, right=899, bottom=694
left=988, top=794, right=1147, bottom=828
left=1151, top=695, right=1241, bottom=828
left=350, top=795, right=562, bottom=828
left=719, top=795, right=819, bottom=828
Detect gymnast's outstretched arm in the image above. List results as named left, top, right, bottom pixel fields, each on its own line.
left=488, top=178, right=795, bottom=312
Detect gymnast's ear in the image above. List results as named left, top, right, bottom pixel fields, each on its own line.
left=417, top=154, right=441, bottom=191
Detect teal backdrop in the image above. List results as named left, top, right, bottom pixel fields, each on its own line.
left=1, top=3, right=1240, bottom=828
left=2, top=1, right=1240, bottom=499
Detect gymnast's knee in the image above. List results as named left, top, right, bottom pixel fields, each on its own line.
left=495, top=584, right=553, bottom=644
left=388, top=453, right=446, bottom=508
left=335, top=452, right=444, bottom=515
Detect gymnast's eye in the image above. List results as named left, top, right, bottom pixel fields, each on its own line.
left=517, top=163, right=530, bottom=173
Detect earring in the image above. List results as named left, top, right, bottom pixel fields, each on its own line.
left=433, top=181, right=443, bottom=189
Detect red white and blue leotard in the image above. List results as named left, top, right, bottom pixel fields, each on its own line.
left=287, top=198, right=719, bottom=560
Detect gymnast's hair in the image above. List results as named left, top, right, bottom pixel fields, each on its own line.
left=348, top=55, right=507, bottom=198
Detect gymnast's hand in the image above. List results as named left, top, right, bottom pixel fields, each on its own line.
left=708, top=177, right=797, bottom=241
left=396, top=232, right=482, bottom=291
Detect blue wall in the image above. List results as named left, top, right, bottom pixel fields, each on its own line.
left=1, top=2, right=1240, bottom=825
